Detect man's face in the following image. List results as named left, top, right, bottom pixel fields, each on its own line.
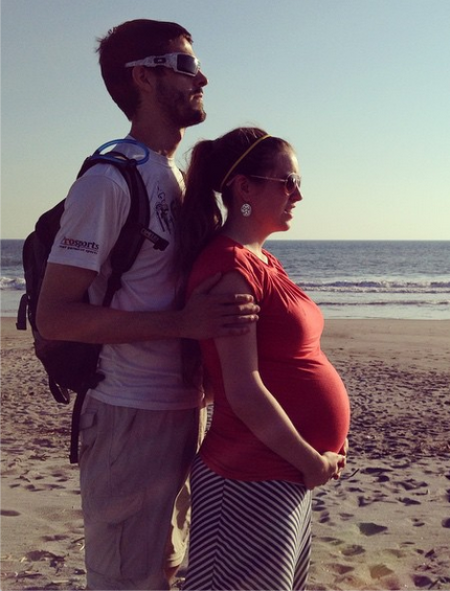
left=154, top=37, right=208, bottom=129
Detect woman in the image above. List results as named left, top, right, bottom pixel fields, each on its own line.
left=179, top=128, right=350, bottom=591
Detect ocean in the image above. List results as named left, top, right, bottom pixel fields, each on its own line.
left=1, top=239, right=449, bottom=320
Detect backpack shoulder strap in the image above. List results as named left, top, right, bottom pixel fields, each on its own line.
left=77, top=143, right=169, bottom=305
left=77, top=153, right=150, bottom=305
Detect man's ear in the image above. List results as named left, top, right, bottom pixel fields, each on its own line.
left=131, top=65, right=156, bottom=92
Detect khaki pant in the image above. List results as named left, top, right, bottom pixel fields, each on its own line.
left=79, top=397, right=201, bottom=590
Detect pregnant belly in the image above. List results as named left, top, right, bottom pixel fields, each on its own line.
left=263, top=360, right=350, bottom=454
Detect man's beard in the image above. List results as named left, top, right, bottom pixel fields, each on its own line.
left=156, top=80, right=206, bottom=128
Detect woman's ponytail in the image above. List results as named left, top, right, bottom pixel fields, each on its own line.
left=177, top=139, right=224, bottom=281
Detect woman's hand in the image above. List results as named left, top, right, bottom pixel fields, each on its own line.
left=340, top=438, right=349, bottom=456
left=334, top=438, right=349, bottom=478
left=302, top=451, right=346, bottom=490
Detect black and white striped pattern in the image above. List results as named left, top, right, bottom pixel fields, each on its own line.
left=183, top=456, right=312, bottom=591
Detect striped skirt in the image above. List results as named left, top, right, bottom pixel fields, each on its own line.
left=183, top=456, right=312, bottom=591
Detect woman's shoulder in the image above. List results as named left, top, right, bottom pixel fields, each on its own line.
left=198, top=235, right=272, bottom=272
left=191, top=236, right=235, bottom=278
left=189, top=235, right=268, bottom=299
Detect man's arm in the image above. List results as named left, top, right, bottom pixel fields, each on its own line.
left=36, top=263, right=259, bottom=343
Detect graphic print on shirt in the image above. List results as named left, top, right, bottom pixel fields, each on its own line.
left=155, top=181, right=175, bottom=235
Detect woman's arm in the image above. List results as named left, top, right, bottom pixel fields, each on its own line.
left=212, top=271, right=343, bottom=489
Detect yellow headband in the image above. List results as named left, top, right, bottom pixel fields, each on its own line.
left=219, top=134, right=271, bottom=191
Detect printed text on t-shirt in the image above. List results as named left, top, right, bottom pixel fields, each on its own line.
left=58, top=236, right=99, bottom=254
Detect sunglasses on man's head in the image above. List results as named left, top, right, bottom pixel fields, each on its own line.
left=125, top=53, right=201, bottom=77
left=249, top=174, right=302, bottom=195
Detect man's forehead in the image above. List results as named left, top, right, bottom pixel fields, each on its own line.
left=167, top=36, right=195, bottom=55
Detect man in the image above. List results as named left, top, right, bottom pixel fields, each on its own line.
left=37, top=19, right=258, bottom=590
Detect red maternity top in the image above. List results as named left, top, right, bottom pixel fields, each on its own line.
left=188, top=235, right=350, bottom=482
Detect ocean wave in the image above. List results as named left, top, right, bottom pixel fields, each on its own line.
left=2, top=274, right=449, bottom=297
left=316, top=299, right=450, bottom=307
left=0, top=276, right=26, bottom=290
left=298, top=280, right=450, bottom=294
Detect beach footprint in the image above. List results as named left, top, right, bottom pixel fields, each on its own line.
left=369, top=563, right=394, bottom=579
left=341, top=544, right=366, bottom=557
left=358, top=522, right=388, bottom=536
left=330, top=564, right=355, bottom=575
left=1, top=509, right=21, bottom=517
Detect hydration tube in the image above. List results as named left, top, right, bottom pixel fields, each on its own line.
left=93, top=138, right=150, bottom=165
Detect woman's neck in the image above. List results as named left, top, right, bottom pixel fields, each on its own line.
left=221, top=223, right=268, bottom=263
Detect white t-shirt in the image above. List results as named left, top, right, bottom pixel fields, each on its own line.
left=48, top=138, right=200, bottom=410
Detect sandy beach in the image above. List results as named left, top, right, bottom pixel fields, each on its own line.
left=1, top=316, right=449, bottom=590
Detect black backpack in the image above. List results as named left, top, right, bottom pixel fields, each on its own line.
left=16, top=139, right=168, bottom=463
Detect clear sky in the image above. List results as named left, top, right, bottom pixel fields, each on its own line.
left=1, top=0, right=449, bottom=240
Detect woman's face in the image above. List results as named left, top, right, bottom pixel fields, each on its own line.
left=249, top=149, right=303, bottom=235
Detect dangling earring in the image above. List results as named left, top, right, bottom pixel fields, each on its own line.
left=241, top=203, right=252, bottom=217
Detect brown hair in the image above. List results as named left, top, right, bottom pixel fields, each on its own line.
left=97, top=19, right=192, bottom=120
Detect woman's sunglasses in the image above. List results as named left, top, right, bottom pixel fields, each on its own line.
left=125, top=53, right=201, bottom=77
left=249, top=173, right=302, bottom=195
